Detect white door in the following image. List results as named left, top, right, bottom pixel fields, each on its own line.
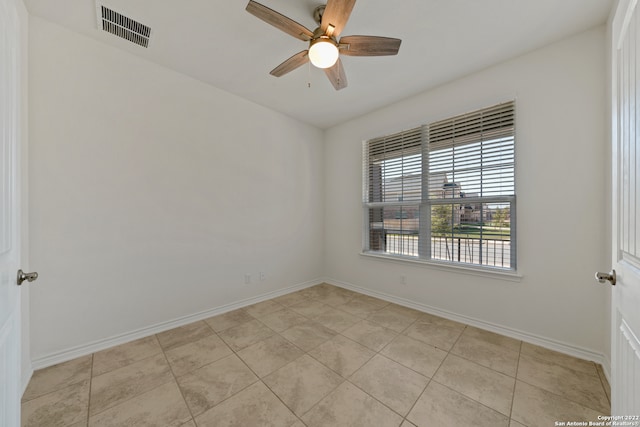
left=0, top=0, right=22, bottom=425
left=611, top=0, right=640, bottom=415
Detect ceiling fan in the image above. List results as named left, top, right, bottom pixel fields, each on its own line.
left=245, top=0, right=401, bottom=90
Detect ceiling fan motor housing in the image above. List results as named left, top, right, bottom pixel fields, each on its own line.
left=311, top=26, right=337, bottom=43
left=313, top=5, right=326, bottom=25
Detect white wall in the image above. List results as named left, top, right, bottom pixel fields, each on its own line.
left=324, top=27, right=609, bottom=357
left=28, top=16, right=324, bottom=362
left=27, top=16, right=610, bottom=365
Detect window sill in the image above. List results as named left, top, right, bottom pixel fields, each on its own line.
left=359, top=252, right=523, bottom=282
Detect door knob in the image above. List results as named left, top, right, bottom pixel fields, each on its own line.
left=595, top=269, right=616, bottom=286
left=17, top=269, right=38, bottom=286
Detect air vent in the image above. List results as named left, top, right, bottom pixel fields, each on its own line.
left=97, top=4, right=151, bottom=48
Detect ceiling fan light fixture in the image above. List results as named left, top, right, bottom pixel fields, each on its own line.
left=245, top=0, right=402, bottom=90
left=308, top=37, right=339, bottom=69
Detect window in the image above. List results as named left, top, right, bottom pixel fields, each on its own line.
left=363, top=101, right=516, bottom=270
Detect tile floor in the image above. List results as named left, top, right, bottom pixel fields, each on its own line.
left=21, top=283, right=611, bottom=427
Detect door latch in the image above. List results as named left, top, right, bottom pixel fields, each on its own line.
left=595, top=270, right=616, bottom=286
left=17, top=269, right=38, bottom=286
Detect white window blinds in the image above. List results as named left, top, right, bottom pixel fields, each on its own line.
left=428, top=102, right=515, bottom=200
left=364, top=127, right=424, bottom=204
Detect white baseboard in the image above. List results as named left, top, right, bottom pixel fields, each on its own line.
left=323, top=277, right=608, bottom=367
left=31, top=278, right=323, bottom=370
left=32, top=276, right=609, bottom=374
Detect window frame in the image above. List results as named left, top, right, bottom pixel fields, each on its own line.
left=362, top=101, right=517, bottom=273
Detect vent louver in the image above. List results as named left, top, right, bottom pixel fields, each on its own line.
left=98, top=5, right=151, bottom=48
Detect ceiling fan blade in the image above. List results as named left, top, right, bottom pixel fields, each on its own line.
left=270, top=50, right=309, bottom=77
left=321, top=0, right=356, bottom=37
left=246, top=1, right=313, bottom=41
left=324, top=58, right=348, bottom=90
left=339, top=35, right=401, bottom=56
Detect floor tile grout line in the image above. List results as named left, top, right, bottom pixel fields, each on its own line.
left=402, top=378, right=434, bottom=426
left=192, top=378, right=261, bottom=422
left=19, top=375, right=88, bottom=405
left=353, top=298, right=427, bottom=416
left=341, top=291, right=609, bottom=420
left=86, top=367, right=177, bottom=419
left=261, top=291, right=346, bottom=421
left=204, top=313, right=315, bottom=423
left=431, top=378, right=514, bottom=419
left=242, top=290, right=401, bottom=423
left=441, top=325, right=523, bottom=400
left=88, top=330, right=190, bottom=421
left=508, top=340, right=524, bottom=422
left=323, top=298, right=436, bottom=424
left=595, top=363, right=612, bottom=406
left=175, top=351, right=261, bottom=422
left=21, top=356, right=94, bottom=426
left=294, top=294, right=403, bottom=417
left=514, top=376, right=609, bottom=415
left=427, top=322, right=467, bottom=380
left=446, top=348, right=521, bottom=379
left=401, top=323, right=520, bottom=422
left=276, top=290, right=507, bottom=424
left=158, top=335, right=198, bottom=426
left=92, top=385, right=179, bottom=422
left=85, top=353, right=94, bottom=427
left=441, top=326, right=605, bottom=425
left=516, top=353, right=610, bottom=412
left=519, top=350, right=603, bottom=379
left=186, top=370, right=264, bottom=424
left=20, top=356, right=94, bottom=405
left=216, top=298, right=338, bottom=357
left=261, top=374, right=345, bottom=424
left=341, top=377, right=425, bottom=421
left=303, top=333, right=376, bottom=379
left=91, top=348, right=164, bottom=380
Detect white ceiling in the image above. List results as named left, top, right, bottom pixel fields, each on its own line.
left=24, top=0, right=612, bottom=129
